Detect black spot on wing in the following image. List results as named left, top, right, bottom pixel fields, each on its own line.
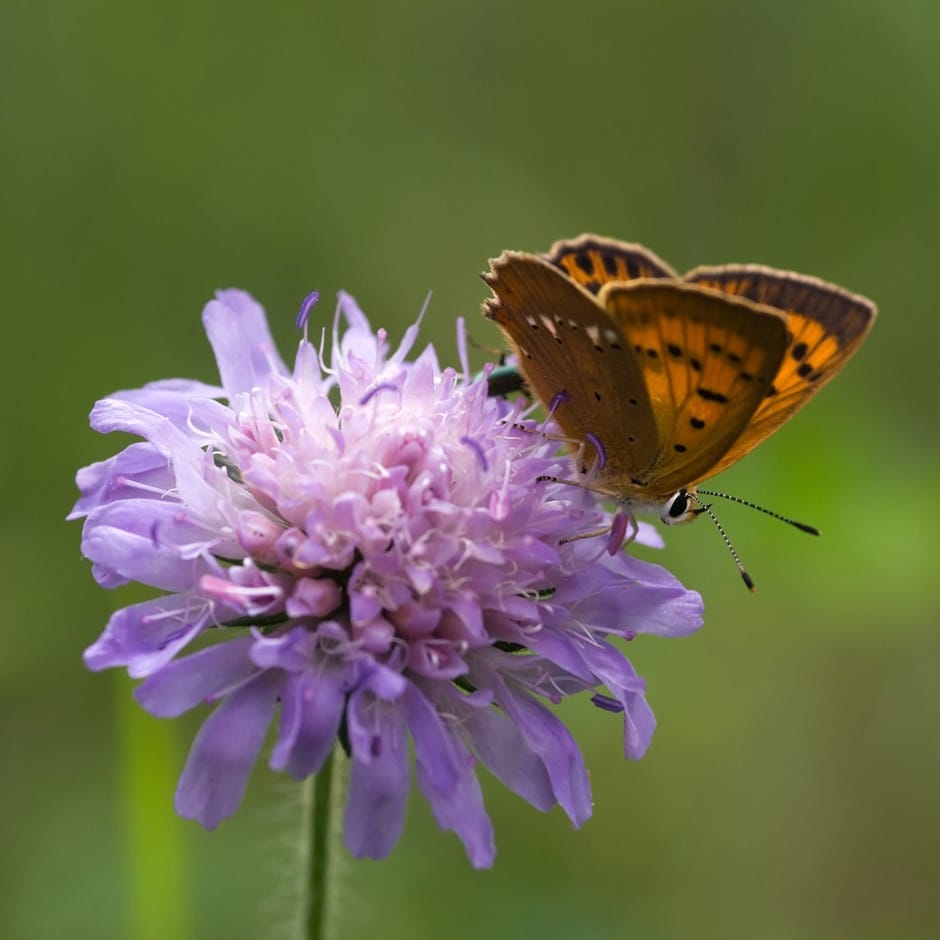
left=575, top=252, right=593, bottom=275
left=697, top=387, right=730, bottom=404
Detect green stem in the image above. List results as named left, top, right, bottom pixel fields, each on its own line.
left=297, top=747, right=347, bottom=940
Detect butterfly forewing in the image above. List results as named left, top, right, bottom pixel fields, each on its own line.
left=684, top=265, right=877, bottom=476
left=544, top=234, right=677, bottom=295
left=484, top=237, right=876, bottom=511
left=482, top=251, right=661, bottom=474
left=599, top=281, right=789, bottom=494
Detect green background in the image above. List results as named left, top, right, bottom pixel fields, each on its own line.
left=4, top=1, right=938, bottom=937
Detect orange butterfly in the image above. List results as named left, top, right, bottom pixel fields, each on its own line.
left=483, top=234, right=876, bottom=585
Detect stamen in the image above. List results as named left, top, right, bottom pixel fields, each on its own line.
left=605, top=511, right=629, bottom=553
left=460, top=435, right=489, bottom=472
left=548, top=389, right=572, bottom=414
left=591, top=693, right=624, bottom=713
left=295, top=290, right=320, bottom=330
left=359, top=382, right=400, bottom=406
left=584, top=432, right=607, bottom=470
left=200, top=574, right=283, bottom=613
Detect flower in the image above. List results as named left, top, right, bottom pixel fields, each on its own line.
left=71, top=288, right=703, bottom=868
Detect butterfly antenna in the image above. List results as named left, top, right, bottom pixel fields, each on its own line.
left=696, top=489, right=820, bottom=536
left=692, top=497, right=755, bottom=592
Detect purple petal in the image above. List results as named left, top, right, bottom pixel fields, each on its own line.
left=202, top=289, right=288, bottom=399
left=343, top=690, right=409, bottom=860
left=81, top=501, right=226, bottom=591
left=557, top=553, right=704, bottom=638
left=461, top=704, right=557, bottom=812
left=405, top=685, right=495, bottom=867
left=270, top=670, right=346, bottom=779
left=69, top=443, right=170, bottom=520
left=134, top=636, right=258, bottom=717
left=249, top=625, right=319, bottom=671
left=492, top=676, right=592, bottom=827
left=175, top=671, right=281, bottom=829
left=102, top=380, right=226, bottom=433
left=87, top=398, right=236, bottom=520
left=577, top=639, right=656, bottom=758
left=84, top=594, right=214, bottom=677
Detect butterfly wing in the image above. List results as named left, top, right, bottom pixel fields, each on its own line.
left=683, top=264, right=877, bottom=477
left=482, top=251, right=661, bottom=476
left=544, top=234, right=678, bottom=295
left=599, top=281, right=790, bottom=495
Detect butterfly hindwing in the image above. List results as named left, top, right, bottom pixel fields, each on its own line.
left=482, top=251, right=662, bottom=474
left=544, top=234, right=677, bottom=296
left=683, top=265, right=877, bottom=476
left=599, top=281, right=789, bottom=494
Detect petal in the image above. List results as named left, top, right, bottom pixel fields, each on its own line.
left=84, top=594, right=213, bottom=677
left=556, top=553, right=704, bottom=638
left=249, top=626, right=319, bottom=672
left=81, top=501, right=222, bottom=591
left=461, top=704, right=556, bottom=812
left=577, top=639, right=656, bottom=759
left=270, top=670, right=346, bottom=779
left=69, top=443, right=170, bottom=520
left=88, top=398, right=238, bottom=522
left=343, top=691, right=409, bottom=860
left=104, top=379, right=226, bottom=433
left=404, top=685, right=494, bottom=867
left=174, top=670, right=281, bottom=829
left=134, top=636, right=257, bottom=716
left=202, top=289, right=288, bottom=398
left=492, top=676, right=592, bottom=828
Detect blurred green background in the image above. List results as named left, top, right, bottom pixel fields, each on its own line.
left=4, top=0, right=938, bottom=937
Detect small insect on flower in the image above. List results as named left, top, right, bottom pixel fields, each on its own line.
left=70, top=287, right=702, bottom=867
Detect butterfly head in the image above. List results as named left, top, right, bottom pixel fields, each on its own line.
left=659, top=488, right=708, bottom=526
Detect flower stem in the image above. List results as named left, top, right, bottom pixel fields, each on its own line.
left=297, top=747, right=347, bottom=940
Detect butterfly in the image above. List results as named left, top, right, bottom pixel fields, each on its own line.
left=482, top=234, right=876, bottom=583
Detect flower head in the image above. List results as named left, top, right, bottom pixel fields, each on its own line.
left=71, top=288, right=702, bottom=867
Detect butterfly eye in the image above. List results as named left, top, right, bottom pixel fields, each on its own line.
left=663, top=489, right=694, bottom=524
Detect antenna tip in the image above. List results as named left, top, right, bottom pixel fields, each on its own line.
left=797, top=522, right=821, bottom=536
left=742, top=570, right=756, bottom=592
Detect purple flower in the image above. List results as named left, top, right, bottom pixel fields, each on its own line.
left=71, top=288, right=702, bottom=868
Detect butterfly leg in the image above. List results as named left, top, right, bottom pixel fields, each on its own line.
left=534, top=474, right=621, bottom=499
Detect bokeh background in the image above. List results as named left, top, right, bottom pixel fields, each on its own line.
left=4, top=1, right=938, bottom=937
